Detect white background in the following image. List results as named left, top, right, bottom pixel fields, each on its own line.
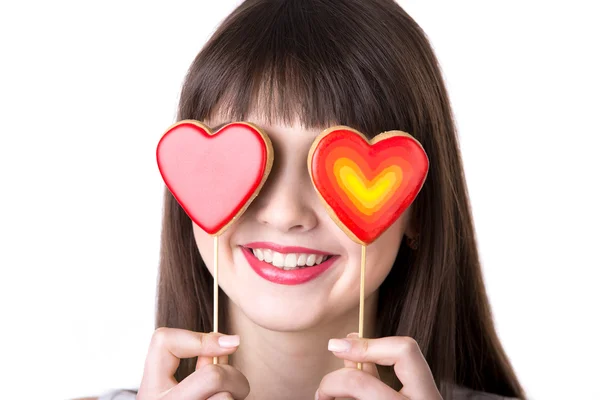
left=1, top=1, right=598, bottom=399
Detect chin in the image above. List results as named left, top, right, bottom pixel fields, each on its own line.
left=231, top=291, right=330, bottom=332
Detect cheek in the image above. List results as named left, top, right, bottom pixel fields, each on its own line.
left=365, top=217, right=406, bottom=285
left=192, top=222, right=237, bottom=276
left=192, top=224, right=212, bottom=268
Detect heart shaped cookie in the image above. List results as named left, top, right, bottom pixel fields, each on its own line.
left=157, top=120, right=273, bottom=235
left=308, top=126, right=428, bottom=244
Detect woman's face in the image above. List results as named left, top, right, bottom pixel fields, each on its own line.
left=192, top=114, right=413, bottom=331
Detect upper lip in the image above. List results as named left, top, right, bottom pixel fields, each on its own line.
left=242, top=241, right=336, bottom=256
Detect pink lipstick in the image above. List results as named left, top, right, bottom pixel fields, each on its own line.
left=240, top=243, right=338, bottom=285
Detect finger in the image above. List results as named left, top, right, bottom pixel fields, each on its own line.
left=140, top=328, right=240, bottom=394
left=165, top=363, right=250, bottom=400
left=342, top=358, right=379, bottom=378
left=197, top=354, right=230, bottom=370
left=328, top=336, right=438, bottom=399
left=341, top=333, right=379, bottom=379
left=316, top=367, right=400, bottom=400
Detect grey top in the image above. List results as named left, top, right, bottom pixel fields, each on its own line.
left=97, top=386, right=520, bottom=399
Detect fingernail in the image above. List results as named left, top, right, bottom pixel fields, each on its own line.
left=346, top=332, right=359, bottom=338
left=218, top=334, right=240, bottom=348
left=328, top=338, right=351, bottom=352
left=314, top=390, right=320, bottom=400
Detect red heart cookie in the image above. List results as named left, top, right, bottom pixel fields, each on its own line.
left=308, top=126, right=429, bottom=245
left=157, top=120, right=273, bottom=235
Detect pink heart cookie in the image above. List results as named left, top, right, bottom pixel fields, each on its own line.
left=157, top=120, right=273, bottom=235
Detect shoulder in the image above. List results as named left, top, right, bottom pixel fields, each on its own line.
left=451, top=384, right=521, bottom=400
left=94, top=389, right=138, bottom=400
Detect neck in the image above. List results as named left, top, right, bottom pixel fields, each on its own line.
left=223, top=291, right=380, bottom=400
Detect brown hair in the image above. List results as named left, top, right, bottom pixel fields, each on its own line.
left=154, top=0, right=525, bottom=398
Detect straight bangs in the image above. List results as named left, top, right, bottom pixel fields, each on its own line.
left=177, top=0, right=416, bottom=139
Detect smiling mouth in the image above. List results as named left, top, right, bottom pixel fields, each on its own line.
left=242, top=246, right=335, bottom=270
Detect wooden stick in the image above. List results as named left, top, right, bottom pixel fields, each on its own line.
left=213, top=235, right=219, bottom=365
left=357, top=243, right=366, bottom=370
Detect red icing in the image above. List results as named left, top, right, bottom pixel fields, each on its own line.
left=309, top=127, right=429, bottom=244
left=156, top=121, right=271, bottom=235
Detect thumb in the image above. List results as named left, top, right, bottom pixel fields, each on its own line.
left=342, top=332, right=380, bottom=379
left=196, top=354, right=229, bottom=370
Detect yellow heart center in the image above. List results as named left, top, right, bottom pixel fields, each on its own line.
left=334, top=158, right=403, bottom=215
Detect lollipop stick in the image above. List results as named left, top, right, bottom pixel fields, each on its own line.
left=213, top=235, right=219, bottom=365
left=357, top=243, right=366, bottom=370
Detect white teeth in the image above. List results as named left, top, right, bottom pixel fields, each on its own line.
left=253, top=248, right=264, bottom=261
left=284, top=254, right=297, bottom=268
left=263, top=249, right=273, bottom=263
left=272, top=252, right=285, bottom=267
left=247, top=247, right=333, bottom=269
left=297, top=254, right=307, bottom=266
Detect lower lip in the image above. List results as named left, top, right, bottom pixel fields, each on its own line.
left=241, top=247, right=338, bottom=285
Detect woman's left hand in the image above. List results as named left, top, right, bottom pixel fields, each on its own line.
left=315, top=333, right=443, bottom=400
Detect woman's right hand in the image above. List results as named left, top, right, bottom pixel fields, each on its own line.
left=137, top=327, right=250, bottom=400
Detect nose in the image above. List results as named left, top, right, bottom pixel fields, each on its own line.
left=252, top=158, right=318, bottom=233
